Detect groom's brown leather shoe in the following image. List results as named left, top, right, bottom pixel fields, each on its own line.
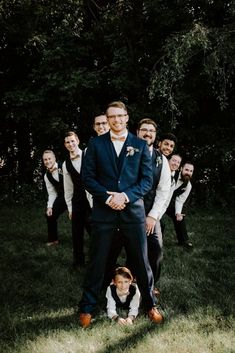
left=148, top=307, right=163, bottom=324
left=79, top=313, right=92, bottom=328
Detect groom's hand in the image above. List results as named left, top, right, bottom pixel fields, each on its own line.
left=107, top=191, right=126, bottom=210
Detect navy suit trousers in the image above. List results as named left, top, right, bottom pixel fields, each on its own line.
left=79, top=222, right=156, bottom=313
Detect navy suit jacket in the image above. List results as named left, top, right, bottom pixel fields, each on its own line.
left=82, top=131, right=153, bottom=223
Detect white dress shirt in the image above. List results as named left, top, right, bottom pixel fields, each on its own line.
left=105, top=130, right=129, bottom=204
left=44, top=162, right=59, bottom=208
left=174, top=176, right=192, bottom=214
left=147, top=149, right=171, bottom=220
left=159, top=172, right=192, bottom=217
left=110, top=130, right=128, bottom=156
left=62, top=148, right=83, bottom=213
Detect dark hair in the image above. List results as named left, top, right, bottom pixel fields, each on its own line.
left=93, top=113, right=106, bottom=123
left=113, top=267, right=133, bottom=281
left=137, top=118, right=157, bottom=130
left=182, top=161, right=194, bottom=168
left=159, top=132, right=177, bottom=144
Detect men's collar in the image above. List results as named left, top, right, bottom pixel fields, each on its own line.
left=48, top=162, right=58, bottom=173
left=70, top=148, right=82, bottom=160
left=110, top=130, right=128, bottom=140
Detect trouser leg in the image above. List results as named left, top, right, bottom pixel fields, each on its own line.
left=147, top=220, right=163, bottom=283
left=103, top=229, right=124, bottom=289
left=121, top=223, right=156, bottom=310
left=46, top=197, right=67, bottom=242
left=79, top=223, right=118, bottom=313
left=172, top=217, right=189, bottom=244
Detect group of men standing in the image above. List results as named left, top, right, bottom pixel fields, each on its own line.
left=42, top=101, right=194, bottom=328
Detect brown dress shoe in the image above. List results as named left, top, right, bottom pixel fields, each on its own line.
left=148, top=307, right=163, bottom=324
left=46, top=240, right=59, bottom=247
left=79, top=313, right=92, bottom=328
left=153, top=288, right=160, bottom=298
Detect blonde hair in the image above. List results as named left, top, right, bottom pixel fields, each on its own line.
left=106, top=101, right=127, bottom=114
left=64, top=131, right=79, bottom=140
left=42, top=150, right=55, bottom=157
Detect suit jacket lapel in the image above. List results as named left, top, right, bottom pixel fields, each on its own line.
left=118, top=132, right=133, bottom=177
left=104, top=132, right=119, bottom=175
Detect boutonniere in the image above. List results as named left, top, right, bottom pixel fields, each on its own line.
left=126, top=146, right=139, bottom=157
left=58, top=168, right=63, bottom=175
left=156, top=156, right=162, bottom=167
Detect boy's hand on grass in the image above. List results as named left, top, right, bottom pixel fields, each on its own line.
left=117, top=317, right=127, bottom=325
left=125, top=317, right=134, bottom=325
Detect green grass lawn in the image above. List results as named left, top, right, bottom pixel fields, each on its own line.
left=0, top=204, right=234, bottom=353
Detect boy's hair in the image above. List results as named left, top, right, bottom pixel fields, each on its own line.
left=106, top=101, right=127, bottom=113
left=64, top=131, right=79, bottom=140
left=159, top=132, right=177, bottom=144
left=113, top=267, right=133, bottom=281
left=137, top=118, right=157, bottom=130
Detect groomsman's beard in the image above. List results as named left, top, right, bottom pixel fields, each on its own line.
left=181, top=174, right=192, bottom=182
left=143, top=135, right=154, bottom=146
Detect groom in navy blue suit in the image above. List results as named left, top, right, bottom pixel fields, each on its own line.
left=79, top=101, right=163, bottom=327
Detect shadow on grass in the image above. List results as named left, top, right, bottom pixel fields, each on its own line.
left=94, top=318, right=163, bottom=353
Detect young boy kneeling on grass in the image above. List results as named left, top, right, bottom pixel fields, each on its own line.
left=106, top=267, right=140, bottom=325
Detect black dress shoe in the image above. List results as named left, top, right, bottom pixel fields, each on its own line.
left=72, top=259, right=85, bottom=269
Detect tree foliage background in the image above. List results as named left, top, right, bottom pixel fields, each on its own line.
left=0, top=0, right=234, bottom=205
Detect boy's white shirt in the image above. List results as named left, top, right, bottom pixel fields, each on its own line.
left=106, top=283, right=141, bottom=319
left=62, top=148, right=83, bottom=213
left=44, top=162, right=59, bottom=208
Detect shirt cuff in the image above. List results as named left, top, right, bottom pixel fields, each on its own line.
left=122, top=192, right=129, bottom=203
left=105, top=195, right=112, bottom=204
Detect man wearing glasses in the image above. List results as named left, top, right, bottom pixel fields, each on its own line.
left=93, top=114, right=110, bottom=136
left=79, top=101, right=163, bottom=327
left=137, top=119, right=171, bottom=294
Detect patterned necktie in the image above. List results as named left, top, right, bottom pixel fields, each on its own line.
left=48, top=167, right=58, bottom=173
left=70, top=154, right=80, bottom=161
left=111, top=136, right=126, bottom=142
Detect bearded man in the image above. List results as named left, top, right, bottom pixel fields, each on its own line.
left=165, top=161, right=194, bottom=249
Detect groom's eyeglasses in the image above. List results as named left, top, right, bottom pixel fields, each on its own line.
left=107, top=114, right=127, bottom=119
left=94, top=122, right=108, bottom=126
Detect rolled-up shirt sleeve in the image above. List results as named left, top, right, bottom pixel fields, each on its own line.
left=175, top=182, right=192, bottom=214
left=106, top=286, right=117, bottom=319
left=44, top=174, right=57, bottom=208
left=148, top=155, right=171, bottom=220
left=128, top=284, right=141, bottom=318
left=62, top=162, right=74, bottom=213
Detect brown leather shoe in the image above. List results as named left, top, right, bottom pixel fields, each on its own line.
left=148, top=307, right=163, bottom=324
left=46, top=240, right=59, bottom=246
left=79, top=313, right=92, bottom=328
left=153, top=288, right=160, bottom=298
